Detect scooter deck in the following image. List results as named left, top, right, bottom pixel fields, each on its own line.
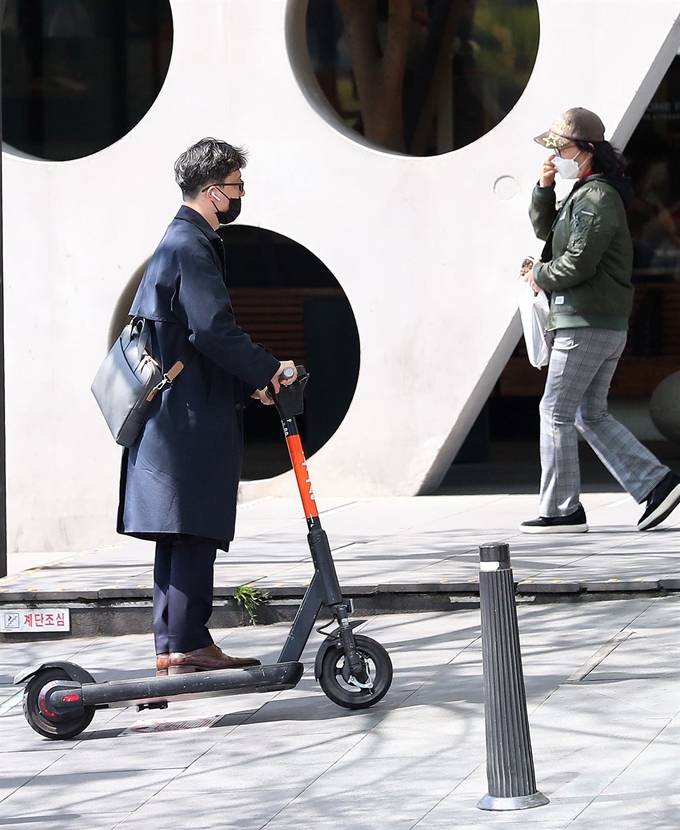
left=79, top=661, right=304, bottom=710
left=82, top=663, right=304, bottom=708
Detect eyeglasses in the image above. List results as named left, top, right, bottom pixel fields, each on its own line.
left=202, top=181, right=245, bottom=194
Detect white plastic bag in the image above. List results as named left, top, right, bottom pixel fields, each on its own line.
left=518, top=282, right=551, bottom=369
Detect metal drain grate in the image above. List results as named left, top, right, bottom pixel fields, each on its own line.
left=121, top=715, right=220, bottom=735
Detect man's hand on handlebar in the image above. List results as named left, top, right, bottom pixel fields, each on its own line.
left=251, top=388, right=275, bottom=406
left=269, top=361, right=297, bottom=394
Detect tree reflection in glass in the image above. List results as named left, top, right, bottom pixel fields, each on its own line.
left=306, top=0, right=539, bottom=155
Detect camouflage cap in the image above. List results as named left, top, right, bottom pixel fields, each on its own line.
left=534, top=108, right=606, bottom=149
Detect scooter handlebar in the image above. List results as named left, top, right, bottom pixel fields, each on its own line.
left=266, top=365, right=305, bottom=399
left=266, top=365, right=308, bottom=418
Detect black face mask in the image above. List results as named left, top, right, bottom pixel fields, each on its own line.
left=216, top=197, right=241, bottom=226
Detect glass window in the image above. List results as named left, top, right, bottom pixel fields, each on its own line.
left=625, top=55, right=680, bottom=284
left=1, top=0, right=173, bottom=161
left=305, top=0, right=539, bottom=155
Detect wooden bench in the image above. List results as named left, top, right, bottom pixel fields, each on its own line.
left=229, top=286, right=345, bottom=363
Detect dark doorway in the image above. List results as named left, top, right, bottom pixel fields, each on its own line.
left=219, top=225, right=360, bottom=480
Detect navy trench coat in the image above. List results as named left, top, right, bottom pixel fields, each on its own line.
left=117, top=206, right=280, bottom=549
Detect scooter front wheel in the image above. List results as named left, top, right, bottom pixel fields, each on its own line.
left=23, top=667, right=95, bottom=740
left=319, top=635, right=392, bottom=709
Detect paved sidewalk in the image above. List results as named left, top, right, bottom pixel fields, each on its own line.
left=2, top=493, right=680, bottom=606
left=1, top=597, right=679, bottom=828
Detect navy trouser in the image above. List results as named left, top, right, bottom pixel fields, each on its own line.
left=153, top=535, right=219, bottom=654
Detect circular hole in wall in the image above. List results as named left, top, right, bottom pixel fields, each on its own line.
left=220, top=225, right=360, bottom=480
left=1, top=0, right=173, bottom=160
left=298, top=0, right=539, bottom=155
left=110, top=227, right=360, bottom=481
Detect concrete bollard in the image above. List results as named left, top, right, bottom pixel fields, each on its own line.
left=477, top=542, right=549, bottom=811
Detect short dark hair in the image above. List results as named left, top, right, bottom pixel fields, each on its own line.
left=575, top=139, right=628, bottom=177
left=174, top=137, right=247, bottom=199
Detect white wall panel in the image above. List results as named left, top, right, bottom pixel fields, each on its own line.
left=3, top=0, right=680, bottom=550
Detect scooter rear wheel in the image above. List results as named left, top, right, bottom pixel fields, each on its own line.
left=23, top=667, right=95, bottom=740
left=319, top=635, right=392, bottom=709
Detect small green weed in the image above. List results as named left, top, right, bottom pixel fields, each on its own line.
left=234, top=584, right=269, bottom=625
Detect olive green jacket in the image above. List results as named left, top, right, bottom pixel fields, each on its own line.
left=530, top=178, right=634, bottom=331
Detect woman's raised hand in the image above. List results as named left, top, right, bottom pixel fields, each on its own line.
left=540, top=155, right=557, bottom=188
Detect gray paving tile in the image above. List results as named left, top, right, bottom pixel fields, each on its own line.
left=568, top=795, right=680, bottom=829
left=598, top=724, right=680, bottom=798
left=42, top=730, right=223, bottom=774
left=0, top=812, right=130, bottom=830
left=115, top=789, right=300, bottom=829
left=338, top=701, right=485, bottom=760
left=265, top=794, right=436, bottom=830
left=661, top=709, right=680, bottom=746
left=170, top=732, right=364, bottom=793
left=0, top=769, right=180, bottom=816
left=525, top=689, right=671, bottom=802
left=0, top=750, right=68, bottom=799
left=578, top=636, right=680, bottom=718
left=0, top=717, right=73, bottom=753
left=236, top=695, right=393, bottom=736
left=415, top=791, right=585, bottom=827
left=296, top=756, right=469, bottom=818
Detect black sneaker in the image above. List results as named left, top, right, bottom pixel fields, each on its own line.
left=638, top=471, right=680, bottom=531
left=519, top=505, right=588, bottom=534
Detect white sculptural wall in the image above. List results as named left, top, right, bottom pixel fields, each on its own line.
left=3, top=0, right=680, bottom=551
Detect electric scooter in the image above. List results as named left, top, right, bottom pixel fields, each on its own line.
left=15, top=366, right=393, bottom=740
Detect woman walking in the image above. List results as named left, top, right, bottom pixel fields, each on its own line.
left=521, top=108, right=680, bottom=533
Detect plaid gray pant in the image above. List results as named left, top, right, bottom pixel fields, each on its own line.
left=538, top=327, right=669, bottom=517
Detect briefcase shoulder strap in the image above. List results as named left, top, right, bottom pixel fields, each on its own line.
left=165, top=343, right=196, bottom=383
left=144, top=339, right=196, bottom=403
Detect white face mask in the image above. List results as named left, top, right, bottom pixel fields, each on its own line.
left=553, top=151, right=583, bottom=180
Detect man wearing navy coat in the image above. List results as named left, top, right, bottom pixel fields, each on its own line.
left=118, top=138, right=297, bottom=675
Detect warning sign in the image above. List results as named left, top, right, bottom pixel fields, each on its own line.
left=1, top=609, right=70, bottom=632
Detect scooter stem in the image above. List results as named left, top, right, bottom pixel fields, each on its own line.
left=286, top=432, right=319, bottom=530
left=268, top=366, right=319, bottom=531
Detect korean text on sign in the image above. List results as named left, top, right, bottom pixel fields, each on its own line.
left=0, top=609, right=70, bottom=632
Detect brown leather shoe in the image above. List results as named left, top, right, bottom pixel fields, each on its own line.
left=168, top=644, right=261, bottom=674
left=156, top=653, right=169, bottom=676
